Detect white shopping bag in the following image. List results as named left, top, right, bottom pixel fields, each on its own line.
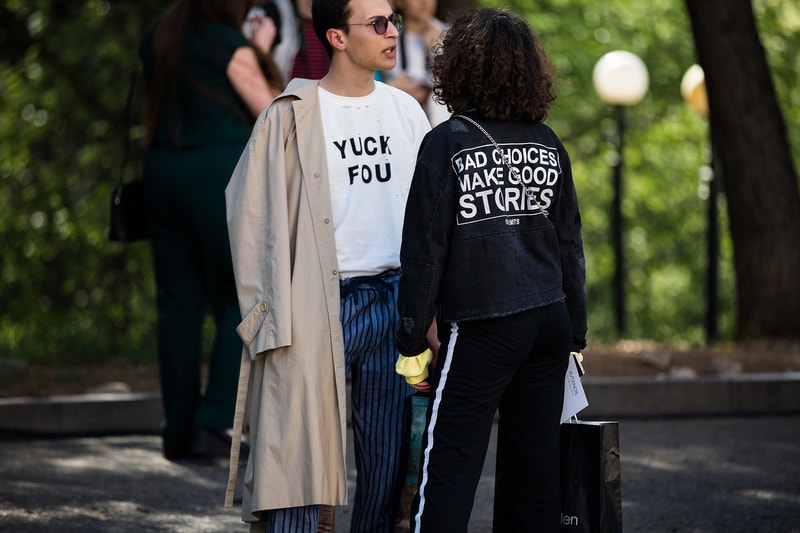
left=561, top=353, right=589, bottom=423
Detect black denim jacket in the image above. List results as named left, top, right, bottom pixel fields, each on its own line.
left=396, top=115, right=587, bottom=355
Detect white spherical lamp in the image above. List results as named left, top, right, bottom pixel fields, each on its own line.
left=593, top=50, right=649, bottom=106
left=681, top=64, right=708, bottom=117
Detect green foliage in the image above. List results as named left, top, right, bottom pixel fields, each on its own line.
left=754, top=0, right=800, bottom=168
left=480, top=0, right=799, bottom=345
left=0, top=0, right=798, bottom=367
left=0, top=1, right=165, bottom=364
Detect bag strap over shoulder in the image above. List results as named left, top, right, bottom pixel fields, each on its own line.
left=116, top=67, right=140, bottom=189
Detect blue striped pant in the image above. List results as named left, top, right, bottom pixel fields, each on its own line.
left=341, top=268, right=412, bottom=532
left=258, top=268, right=411, bottom=533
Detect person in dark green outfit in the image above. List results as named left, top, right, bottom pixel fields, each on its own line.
left=140, top=0, right=283, bottom=460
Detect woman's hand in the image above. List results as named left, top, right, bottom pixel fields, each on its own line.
left=395, top=318, right=440, bottom=393
left=248, top=14, right=278, bottom=55
left=409, top=318, right=440, bottom=393
left=409, top=380, right=431, bottom=393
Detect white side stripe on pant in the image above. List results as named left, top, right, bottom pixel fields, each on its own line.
left=413, top=321, right=460, bottom=533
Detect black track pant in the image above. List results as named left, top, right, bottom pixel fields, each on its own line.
left=413, top=302, right=571, bottom=533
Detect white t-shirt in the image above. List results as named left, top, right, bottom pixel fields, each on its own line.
left=318, top=82, right=431, bottom=278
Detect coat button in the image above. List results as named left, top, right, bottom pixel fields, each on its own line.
left=324, top=218, right=330, bottom=224
left=332, top=269, right=338, bottom=276
left=259, top=302, right=268, bottom=312
left=314, top=172, right=320, bottom=178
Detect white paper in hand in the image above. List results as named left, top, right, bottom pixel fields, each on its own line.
left=561, top=354, right=589, bottom=423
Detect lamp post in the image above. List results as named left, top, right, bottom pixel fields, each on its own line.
left=681, top=64, right=718, bottom=343
left=593, top=51, right=649, bottom=338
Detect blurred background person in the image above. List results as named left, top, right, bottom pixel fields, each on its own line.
left=246, top=0, right=301, bottom=83
left=289, top=0, right=330, bottom=79
left=382, top=0, right=449, bottom=126
left=139, top=0, right=283, bottom=461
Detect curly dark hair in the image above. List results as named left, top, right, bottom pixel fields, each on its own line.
left=431, top=8, right=557, bottom=122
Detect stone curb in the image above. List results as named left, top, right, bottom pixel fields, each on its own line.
left=0, top=392, right=163, bottom=435
left=580, top=372, right=800, bottom=419
left=1, top=373, right=799, bottom=435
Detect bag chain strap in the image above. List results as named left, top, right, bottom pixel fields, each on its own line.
left=454, top=114, right=548, bottom=217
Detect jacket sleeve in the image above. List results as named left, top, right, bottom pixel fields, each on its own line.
left=396, top=133, right=454, bottom=356
left=551, top=143, right=587, bottom=351
left=225, top=103, right=294, bottom=359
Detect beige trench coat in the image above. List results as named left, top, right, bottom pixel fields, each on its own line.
left=224, top=79, right=349, bottom=521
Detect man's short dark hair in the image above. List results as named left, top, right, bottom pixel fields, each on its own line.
left=312, top=0, right=353, bottom=59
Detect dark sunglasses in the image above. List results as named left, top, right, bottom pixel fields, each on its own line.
left=340, top=12, right=403, bottom=35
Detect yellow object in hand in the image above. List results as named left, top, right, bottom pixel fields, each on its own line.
left=395, top=348, right=433, bottom=385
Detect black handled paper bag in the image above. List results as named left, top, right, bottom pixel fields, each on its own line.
left=560, top=420, right=622, bottom=533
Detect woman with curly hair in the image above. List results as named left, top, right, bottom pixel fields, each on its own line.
left=394, top=8, right=587, bottom=531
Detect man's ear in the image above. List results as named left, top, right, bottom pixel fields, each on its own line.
left=326, top=28, right=347, bottom=52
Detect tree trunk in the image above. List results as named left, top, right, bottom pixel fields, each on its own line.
left=685, top=0, right=800, bottom=340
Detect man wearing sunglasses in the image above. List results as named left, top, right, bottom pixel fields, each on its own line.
left=224, top=0, right=431, bottom=530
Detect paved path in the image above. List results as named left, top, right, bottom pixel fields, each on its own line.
left=2, top=415, right=799, bottom=532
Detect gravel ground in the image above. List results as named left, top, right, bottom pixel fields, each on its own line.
left=2, top=415, right=799, bottom=532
